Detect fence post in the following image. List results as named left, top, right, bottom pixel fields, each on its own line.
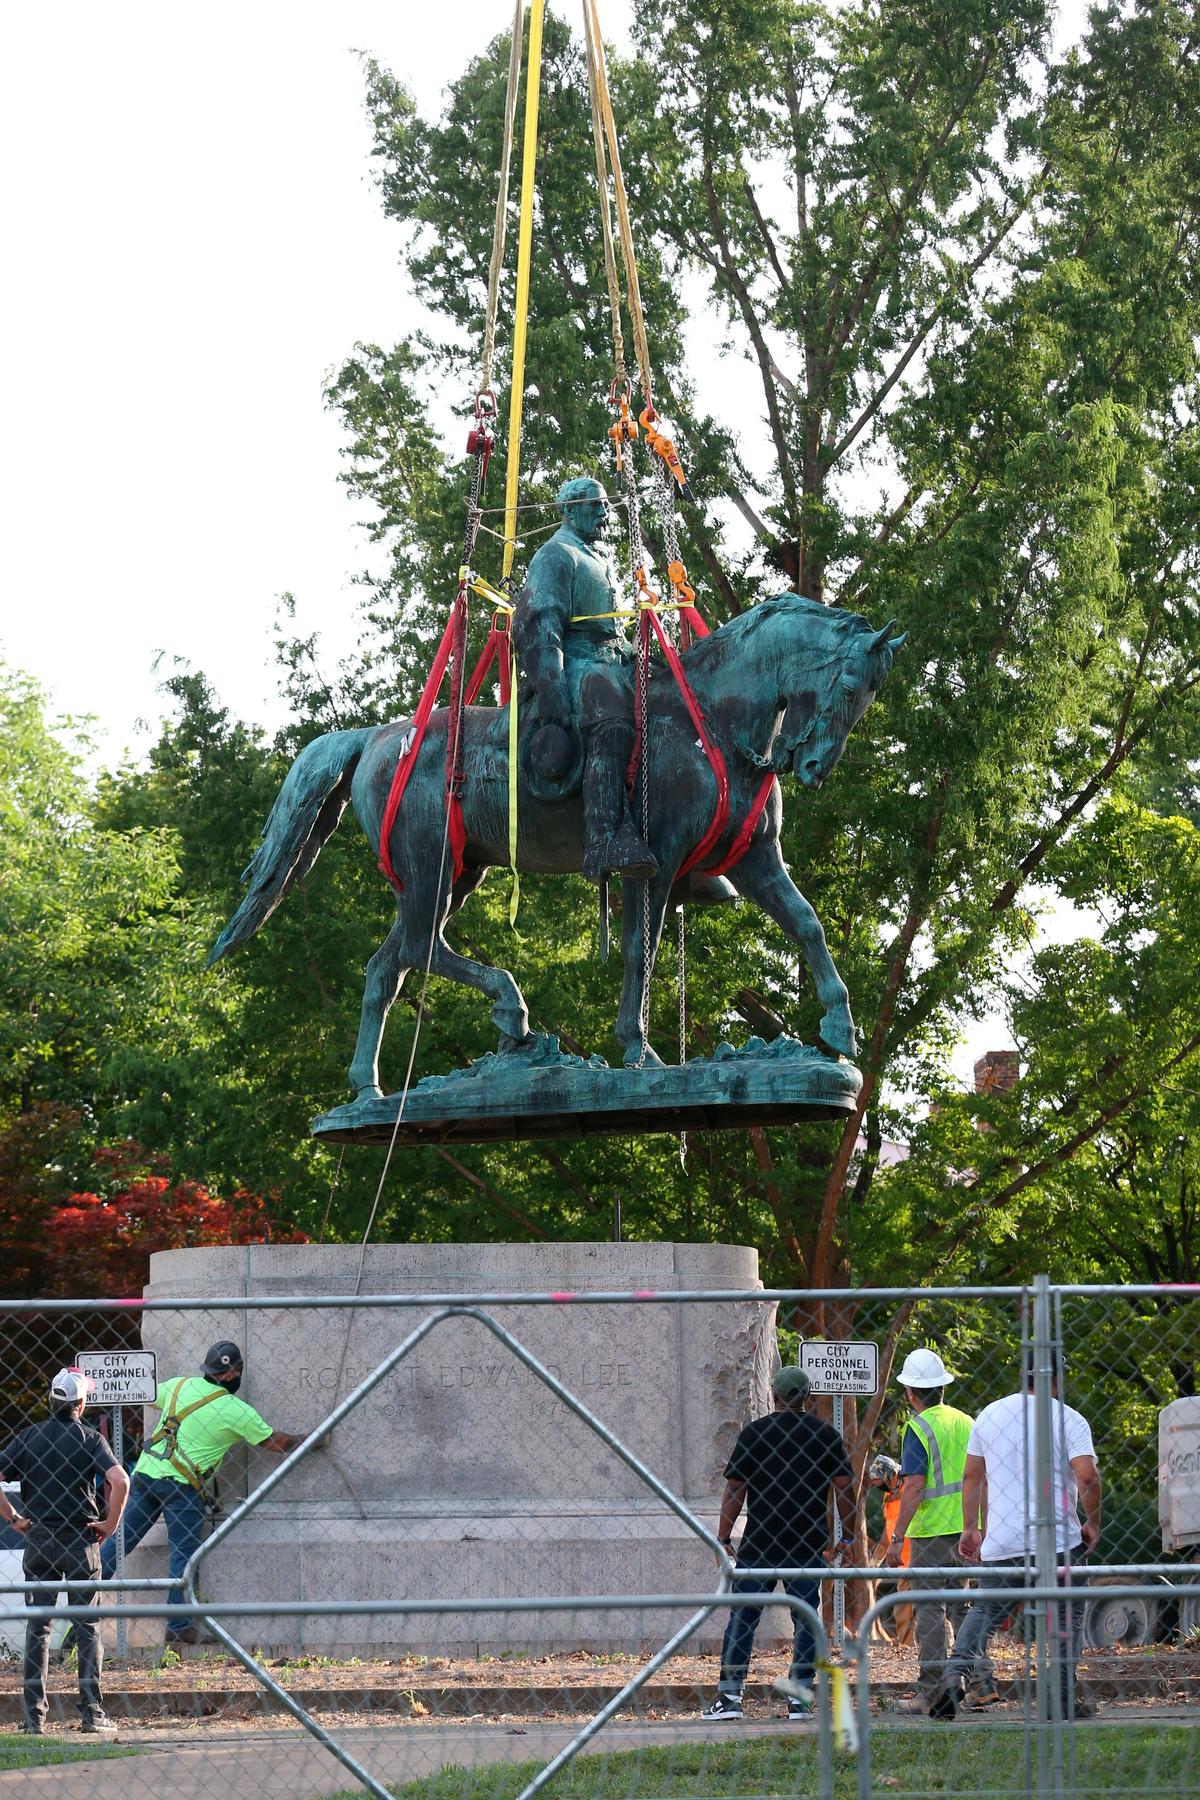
left=1033, top=1273, right=1065, bottom=1798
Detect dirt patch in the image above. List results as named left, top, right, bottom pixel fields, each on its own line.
left=6, top=1638, right=1197, bottom=1729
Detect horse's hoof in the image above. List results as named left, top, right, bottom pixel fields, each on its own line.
left=817, top=1015, right=857, bottom=1060
left=351, top=1084, right=384, bottom=1103
left=498, top=1031, right=535, bottom=1053
left=622, top=1043, right=664, bottom=1069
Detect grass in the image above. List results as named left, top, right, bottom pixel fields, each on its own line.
left=0, top=1730, right=134, bottom=1770
left=325, top=1724, right=1200, bottom=1798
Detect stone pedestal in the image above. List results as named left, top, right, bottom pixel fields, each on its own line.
left=130, top=1243, right=780, bottom=1655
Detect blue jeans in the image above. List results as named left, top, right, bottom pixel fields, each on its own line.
left=945, top=1552, right=1088, bottom=1703
left=717, top=1566, right=821, bottom=1699
left=100, top=1473, right=207, bottom=1625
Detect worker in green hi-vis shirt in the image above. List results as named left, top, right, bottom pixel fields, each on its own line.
left=99, top=1340, right=301, bottom=1646
left=885, top=1348, right=997, bottom=1713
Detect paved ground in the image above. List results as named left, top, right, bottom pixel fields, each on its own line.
left=4, top=1707, right=1195, bottom=1800
left=1, top=1718, right=812, bottom=1798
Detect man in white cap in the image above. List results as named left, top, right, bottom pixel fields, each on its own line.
left=0, top=1368, right=129, bottom=1734
left=884, top=1347, right=996, bottom=1713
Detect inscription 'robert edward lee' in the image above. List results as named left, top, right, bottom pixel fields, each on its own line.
left=297, top=1360, right=637, bottom=1395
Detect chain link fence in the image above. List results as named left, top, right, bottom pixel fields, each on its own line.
left=0, top=1279, right=1197, bottom=1798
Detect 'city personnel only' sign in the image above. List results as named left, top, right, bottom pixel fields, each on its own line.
left=800, top=1339, right=879, bottom=1396
left=75, top=1350, right=158, bottom=1407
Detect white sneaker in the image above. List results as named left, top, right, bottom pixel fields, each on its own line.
left=701, top=1695, right=744, bottom=1720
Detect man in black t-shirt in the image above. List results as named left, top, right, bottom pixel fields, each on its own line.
left=701, top=1365, right=856, bottom=1721
left=0, top=1368, right=130, bottom=1735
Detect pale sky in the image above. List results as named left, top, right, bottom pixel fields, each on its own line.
left=0, top=2, right=633, bottom=758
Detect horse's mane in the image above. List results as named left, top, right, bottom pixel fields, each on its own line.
left=682, top=591, right=871, bottom=672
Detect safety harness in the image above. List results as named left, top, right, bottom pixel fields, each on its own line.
left=142, top=1379, right=225, bottom=1506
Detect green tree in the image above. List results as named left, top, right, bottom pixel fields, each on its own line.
left=306, top=0, right=1200, bottom=1295
left=0, top=666, right=206, bottom=1143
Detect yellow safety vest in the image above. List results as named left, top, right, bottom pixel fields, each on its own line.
left=902, top=1404, right=973, bottom=1538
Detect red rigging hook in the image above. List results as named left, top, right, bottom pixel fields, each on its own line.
left=467, top=389, right=496, bottom=482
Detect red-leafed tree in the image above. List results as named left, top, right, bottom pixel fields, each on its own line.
left=0, top=1129, right=308, bottom=1440
left=40, top=1141, right=308, bottom=1300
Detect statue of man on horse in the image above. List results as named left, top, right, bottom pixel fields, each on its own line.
left=208, top=531, right=905, bottom=1091
left=515, top=475, right=657, bottom=883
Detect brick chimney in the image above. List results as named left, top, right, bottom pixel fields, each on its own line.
left=974, top=1050, right=1020, bottom=1096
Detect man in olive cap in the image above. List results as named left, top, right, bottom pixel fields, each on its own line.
left=513, top=477, right=658, bottom=882
left=99, top=1342, right=300, bottom=1646
left=702, top=1365, right=857, bottom=1721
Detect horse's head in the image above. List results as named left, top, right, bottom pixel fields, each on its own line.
left=782, top=617, right=905, bottom=789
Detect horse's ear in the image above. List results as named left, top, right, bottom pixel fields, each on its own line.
left=888, top=631, right=908, bottom=651
left=867, top=620, right=897, bottom=653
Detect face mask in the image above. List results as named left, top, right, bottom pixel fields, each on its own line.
left=223, top=1373, right=242, bottom=1395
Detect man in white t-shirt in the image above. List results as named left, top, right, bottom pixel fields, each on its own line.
left=931, top=1352, right=1101, bottom=1720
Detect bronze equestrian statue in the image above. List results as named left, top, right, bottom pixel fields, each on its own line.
left=209, top=485, right=904, bottom=1090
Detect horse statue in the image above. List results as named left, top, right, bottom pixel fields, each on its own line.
left=209, top=593, right=903, bottom=1099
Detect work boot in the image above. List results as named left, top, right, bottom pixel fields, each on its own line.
left=166, top=1624, right=215, bottom=1647
left=928, top=1676, right=964, bottom=1721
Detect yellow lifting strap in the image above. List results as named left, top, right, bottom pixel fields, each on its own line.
left=469, top=578, right=522, bottom=927
left=501, top=0, right=545, bottom=584
left=487, top=0, right=545, bottom=926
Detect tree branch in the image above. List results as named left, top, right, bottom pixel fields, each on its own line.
left=701, top=155, right=801, bottom=531
left=829, top=188, right=1035, bottom=467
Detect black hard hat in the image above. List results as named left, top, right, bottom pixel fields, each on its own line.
left=203, top=1341, right=243, bottom=1378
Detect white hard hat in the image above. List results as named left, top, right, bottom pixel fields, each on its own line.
left=896, top=1347, right=955, bottom=1388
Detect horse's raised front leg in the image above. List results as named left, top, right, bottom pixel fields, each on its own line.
left=349, top=910, right=411, bottom=1099
left=428, top=932, right=532, bottom=1046
left=615, top=871, right=675, bottom=1067
left=728, top=843, right=858, bottom=1059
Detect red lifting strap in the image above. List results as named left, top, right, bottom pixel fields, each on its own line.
left=639, top=606, right=730, bottom=879
left=378, top=590, right=469, bottom=893
left=703, top=770, right=777, bottom=877
left=464, top=616, right=513, bottom=706
left=633, top=604, right=769, bottom=882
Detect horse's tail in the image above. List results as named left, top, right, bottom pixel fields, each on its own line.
left=206, top=727, right=374, bottom=967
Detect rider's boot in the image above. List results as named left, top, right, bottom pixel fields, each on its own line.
left=581, top=721, right=658, bottom=882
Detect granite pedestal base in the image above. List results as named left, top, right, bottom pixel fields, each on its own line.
left=130, top=1243, right=784, bottom=1655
